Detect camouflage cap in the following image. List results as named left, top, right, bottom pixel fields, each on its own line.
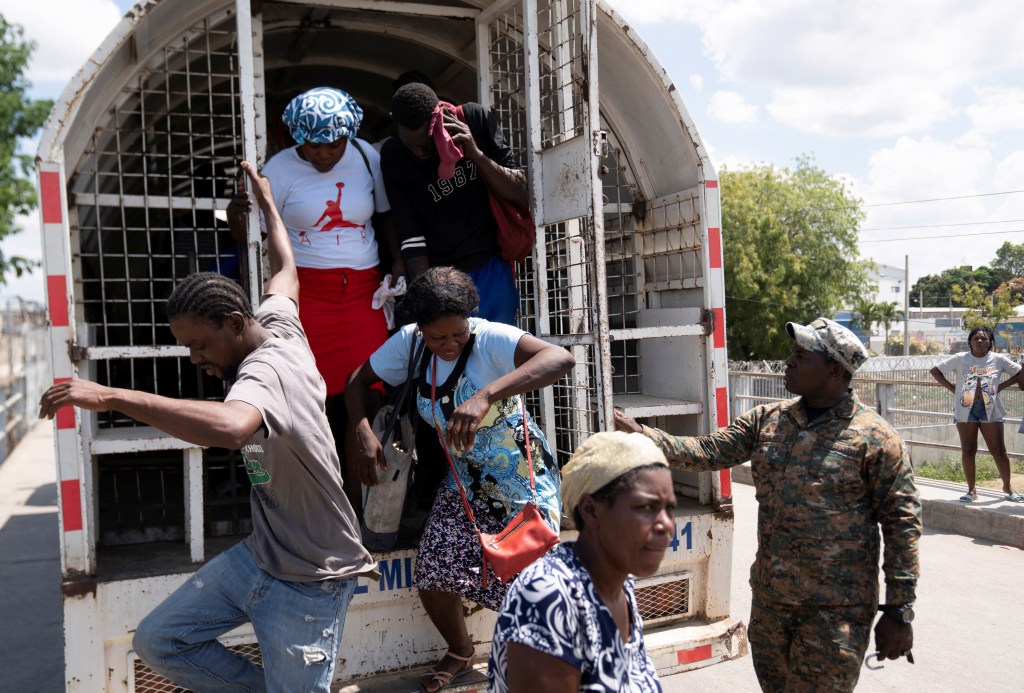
left=785, top=317, right=868, bottom=374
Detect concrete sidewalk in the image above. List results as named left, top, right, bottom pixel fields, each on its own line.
left=733, top=462, right=1024, bottom=549
left=0, top=420, right=64, bottom=693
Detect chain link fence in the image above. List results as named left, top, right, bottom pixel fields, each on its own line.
left=729, top=355, right=1024, bottom=463
left=0, top=299, right=50, bottom=463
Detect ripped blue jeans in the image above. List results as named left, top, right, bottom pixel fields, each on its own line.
left=132, top=541, right=356, bottom=693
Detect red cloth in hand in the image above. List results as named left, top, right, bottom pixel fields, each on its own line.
left=429, top=101, right=463, bottom=180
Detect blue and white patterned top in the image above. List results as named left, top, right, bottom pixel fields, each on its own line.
left=488, top=542, right=663, bottom=692
left=371, top=319, right=561, bottom=528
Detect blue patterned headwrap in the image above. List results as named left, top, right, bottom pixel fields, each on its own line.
left=282, top=87, right=363, bottom=144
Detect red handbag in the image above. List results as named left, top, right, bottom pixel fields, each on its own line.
left=478, top=495, right=560, bottom=586
left=431, top=357, right=559, bottom=588
left=455, top=106, right=536, bottom=263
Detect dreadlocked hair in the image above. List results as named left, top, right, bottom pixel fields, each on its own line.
left=404, top=266, right=479, bottom=325
left=166, top=272, right=253, bottom=326
left=391, top=83, right=440, bottom=129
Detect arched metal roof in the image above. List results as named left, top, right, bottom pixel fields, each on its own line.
left=38, top=0, right=714, bottom=199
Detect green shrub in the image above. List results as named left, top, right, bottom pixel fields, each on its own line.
left=915, top=454, right=1024, bottom=482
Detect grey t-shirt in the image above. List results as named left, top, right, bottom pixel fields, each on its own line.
left=227, top=293, right=378, bottom=582
left=936, top=350, right=1021, bottom=423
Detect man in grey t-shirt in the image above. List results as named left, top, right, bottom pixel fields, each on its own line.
left=39, top=162, right=376, bottom=692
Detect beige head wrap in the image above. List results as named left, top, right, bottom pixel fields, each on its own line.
left=561, top=431, right=669, bottom=518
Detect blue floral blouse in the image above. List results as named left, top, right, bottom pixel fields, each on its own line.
left=488, top=542, right=663, bottom=692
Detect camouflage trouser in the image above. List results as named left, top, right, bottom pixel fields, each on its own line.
left=749, top=600, right=876, bottom=693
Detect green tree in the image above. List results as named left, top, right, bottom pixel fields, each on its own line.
left=851, top=298, right=901, bottom=339
left=951, top=283, right=1015, bottom=331
left=0, top=14, right=52, bottom=283
left=722, top=157, right=871, bottom=359
left=992, top=241, right=1024, bottom=278
left=993, top=277, right=1024, bottom=307
left=909, top=265, right=1008, bottom=307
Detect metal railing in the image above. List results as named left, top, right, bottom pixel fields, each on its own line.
left=728, top=355, right=1024, bottom=461
left=0, top=299, right=50, bottom=462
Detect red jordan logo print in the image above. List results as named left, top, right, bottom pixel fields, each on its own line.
left=316, top=182, right=366, bottom=232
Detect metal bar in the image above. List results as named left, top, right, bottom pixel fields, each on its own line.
left=272, top=0, right=480, bottom=19
left=728, top=370, right=961, bottom=389
left=903, top=439, right=1024, bottom=460
left=77, top=346, right=189, bottom=360
left=90, top=427, right=201, bottom=455
left=184, top=448, right=205, bottom=562
left=477, top=0, right=519, bottom=25
left=236, top=0, right=263, bottom=306
left=610, top=325, right=706, bottom=340
left=579, top=0, right=612, bottom=431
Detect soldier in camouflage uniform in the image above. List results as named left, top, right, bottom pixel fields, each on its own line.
left=616, top=317, right=921, bottom=692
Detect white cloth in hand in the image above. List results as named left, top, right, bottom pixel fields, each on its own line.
left=372, top=274, right=407, bottom=329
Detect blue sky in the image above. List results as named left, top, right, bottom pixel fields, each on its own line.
left=3, top=0, right=1024, bottom=302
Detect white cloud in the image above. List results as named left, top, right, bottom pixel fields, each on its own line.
left=967, top=87, right=1024, bottom=135
left=606, top=0, right=700, bottom=24
left=0, top=0, right=123, bottom=88
left=689, top=73, right=704, bottom=90
left=767, top=83, right=952, bottom=138
left=992, top=151, right=1024, bottom=191
left=853, top=136, right=1024, bottom=282
left=707, top=90, right=758, bottom=124
left=860, top=137, right=991, bottom=212
left=609, top=0, right=1024, bottom=139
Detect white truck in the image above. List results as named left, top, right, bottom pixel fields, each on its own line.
left=36, top=0, right=746, bottom=689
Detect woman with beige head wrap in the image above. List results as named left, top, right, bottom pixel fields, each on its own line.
left=488, top=431, right=675, bottom=692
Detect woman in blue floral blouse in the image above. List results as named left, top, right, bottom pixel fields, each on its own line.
left=489, top=431, right=675, bottom=692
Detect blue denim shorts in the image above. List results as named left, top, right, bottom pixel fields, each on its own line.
left=967, top=396, right=988, bottom=422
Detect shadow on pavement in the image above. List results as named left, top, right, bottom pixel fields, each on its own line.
left=0, top=510, right=63, bottom=693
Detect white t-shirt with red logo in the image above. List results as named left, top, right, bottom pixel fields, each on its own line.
left=261, top=141, right=391, bottom=270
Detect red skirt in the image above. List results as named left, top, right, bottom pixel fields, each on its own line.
left=297, top=266, right=388, bottom=395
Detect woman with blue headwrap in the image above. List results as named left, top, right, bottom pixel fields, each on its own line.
left=228, top=87, right=404, bottom=515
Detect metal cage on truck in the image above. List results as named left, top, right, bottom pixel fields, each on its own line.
left=37, top=0, right=745, bottom=689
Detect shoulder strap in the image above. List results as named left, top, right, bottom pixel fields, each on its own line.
left=418, top=332, right=477, bottom=398
left=350, top=138, right=375, bottom=207
left=350, top=138, right=373, bottom=176
left=380, top=336, right=427, bottom=447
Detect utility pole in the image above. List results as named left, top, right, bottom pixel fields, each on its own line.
left=904, top=255, right=910, bottom=356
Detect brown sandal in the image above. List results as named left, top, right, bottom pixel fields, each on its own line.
left=420, top=649, right=476, bottom=692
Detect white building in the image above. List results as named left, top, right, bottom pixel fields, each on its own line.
left=872, top=262, right=906, bottom=305
left=844, top=263, right=967, bottom=354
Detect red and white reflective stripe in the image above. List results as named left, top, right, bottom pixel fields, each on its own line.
left=707, top=225, right=722, bottom=269
left=53, top=377, right=75, bottom=431
left=39, top=162, right=88, bottom=571
left=61, top=479, right=84, bottom=532
left=676, top=643, right=713, bottom=665
left=47, top=275, right=69, bottom=328
left=39, top=169, right=63, bottom=223
left=715, top=385, right=732, bottom=497
left=703, top=178, right=730, bottom=498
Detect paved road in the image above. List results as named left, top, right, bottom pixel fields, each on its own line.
left=665, top=479, right=1024, bottom=692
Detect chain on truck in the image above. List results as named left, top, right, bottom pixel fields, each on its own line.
left=36, top=0, right=748, bottom=689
